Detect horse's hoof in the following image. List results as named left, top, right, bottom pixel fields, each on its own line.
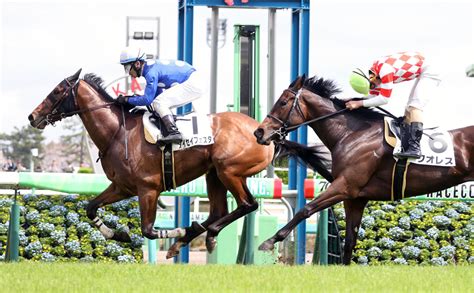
left=206, top=236, right=217, bottom=254
left=112, top=231, right=132, bottom=243
left=258, top=240, right=275, bottom=251
left=166, top=242, right=182, bottom=259
left=166, top=249, right=179, bottom=259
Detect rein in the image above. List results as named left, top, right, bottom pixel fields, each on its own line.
left=285, top=108, right=348, bottom=132
left=47, top=102, right=116, bottom=124
left=266, top=88, right=349, bottom=140
left=96, top=104, right=128, bottom=162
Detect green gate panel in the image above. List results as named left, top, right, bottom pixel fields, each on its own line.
left=254, top=215, right=278, bottom=264
left=206, top=220, right=239, bottom=264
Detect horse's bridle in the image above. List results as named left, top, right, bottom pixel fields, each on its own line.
left=266, top=88, right=307, bottom=140
left=44, top=78, right=78, bottom=126
left=266, top=88, right=349, bottom=141
left=43, top=77, right=129, bottom=161
left=44, top=78, right=115, bottom=126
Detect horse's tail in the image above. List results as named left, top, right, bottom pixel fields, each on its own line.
left=274, top=140, right=334, bottom=182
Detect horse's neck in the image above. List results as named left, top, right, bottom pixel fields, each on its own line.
left=76, top=82, right=122, bottom=151
left=308, top=104, right=349, bottom=150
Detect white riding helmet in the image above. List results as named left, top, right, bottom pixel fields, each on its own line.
left=120, top=47, right=147, bottom=65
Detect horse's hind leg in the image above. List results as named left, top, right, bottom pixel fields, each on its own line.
left=137, top=188, right=185, bottom=239
left=86, top=183, right=132, bottom=242
left=166, top=168, right=229, bottom=259
left=342, top=198, right=368, bottom=265
left=206, top=176, right=258, bottom=237
left=203, top=168, right=230, bottom=253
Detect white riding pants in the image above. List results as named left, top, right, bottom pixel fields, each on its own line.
left=406, top=63, right=442, bottom=111
left=152, top=71, right=206, bottom=117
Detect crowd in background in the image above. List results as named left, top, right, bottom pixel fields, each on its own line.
left=1, top=158, right=84, bottom=173
left=1, top=158, right=23, bottom=172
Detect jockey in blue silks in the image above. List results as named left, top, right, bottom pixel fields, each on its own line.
left=117, top=46, right=205, bottom=144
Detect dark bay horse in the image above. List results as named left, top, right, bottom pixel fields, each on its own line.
left=254, top=75, right=474, bottom=264
left=28, top=69, right=329, bottom=259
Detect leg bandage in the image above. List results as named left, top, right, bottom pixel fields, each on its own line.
left=93, top=217, right=115, bottom=239
left=157, top=228, right=186, bottom=239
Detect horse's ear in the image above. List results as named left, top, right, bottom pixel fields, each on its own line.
left=289, top=74, right=306, bottom=90
left=67, top=68, right=82, bottom=83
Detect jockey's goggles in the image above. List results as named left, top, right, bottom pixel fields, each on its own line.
left=124, top=63, right=133, bottom=74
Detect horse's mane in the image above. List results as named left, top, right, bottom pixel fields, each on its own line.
left=302, top=76, right=341, bottom=99
left=83, top=73, right=116, bottom=103
left=303, top=76, right=386, bottom=121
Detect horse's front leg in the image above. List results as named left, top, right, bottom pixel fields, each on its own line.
left=86, top=183, right=132, bottom=242
left=342, top=198, right=368, bottom=265
left=259, top=178, right=353, bottom=251
left=138, top=189, right=186, bottom=240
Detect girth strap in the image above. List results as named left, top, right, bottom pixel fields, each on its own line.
left=162, top=144, right=176, bottom=191
left=391, top=159, right=410, bottom=201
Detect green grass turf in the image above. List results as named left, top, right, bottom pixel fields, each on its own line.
left=0, top=263, right=472, bottom=292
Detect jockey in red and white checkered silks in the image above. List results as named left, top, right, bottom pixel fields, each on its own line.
left=348, top=52, right=441, bottom=159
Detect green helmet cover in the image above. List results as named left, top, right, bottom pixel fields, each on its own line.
left=349, top=71, right=370, bottom=95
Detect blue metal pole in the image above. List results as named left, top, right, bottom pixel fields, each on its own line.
left=176, top=2, right=194, bottom=264
left=295, top=7, right=310, bottom=265
left=174, top=1, right=183, bottom=265
left=147, top=239, right=157, bottom=264
left=182, top=2, right=195, bottom=264
left=179, top=1, right=194, bottom=115
left=296, top=129, right=307, bottom=265
left=288, top=9, right=300, bottom=196
left=174, top=0, right=191, bottom=264
left=289, top=8, right=300, bottom=264
left=290, top=9, right=300, bottom=81
left=290, top=8, right=301, bottom=264
left=178, top=1, right=184, bottom=60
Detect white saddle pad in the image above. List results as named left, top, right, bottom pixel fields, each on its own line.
left=386, top=117, right=455, bottom=167
left=143, top=113, right=214, bottom=151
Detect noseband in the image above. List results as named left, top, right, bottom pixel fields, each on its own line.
left=266, top=88, right=349, bottom=141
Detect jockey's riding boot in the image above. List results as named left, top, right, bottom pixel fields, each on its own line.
left=398, top=122, right=423, bottom=159
left=401, top=122, right=410, bottom=151
left=394, top=122, right=409, bottom=158
left=160, top=115, right=183, bottom=144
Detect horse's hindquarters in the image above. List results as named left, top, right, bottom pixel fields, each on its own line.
left=211, top=112, right=274, bottom=176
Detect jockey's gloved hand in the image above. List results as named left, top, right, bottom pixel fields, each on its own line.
left=116, top=95, right=129, bottom=105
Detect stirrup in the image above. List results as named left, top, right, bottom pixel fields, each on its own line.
left=396, top=150, right=421, bottom=159
left=160, top=133, right=183, bottom=144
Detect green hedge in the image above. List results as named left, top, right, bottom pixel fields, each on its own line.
left=1, top=192, right=472, bottom=266
left=333, top=200, right=474, bottom=265
left=0, top=193, right=143, bottom=263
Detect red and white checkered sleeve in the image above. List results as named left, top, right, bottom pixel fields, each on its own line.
left=369, top=88, right=380, bottom=95
left=378, top=63, right=395, bottom=98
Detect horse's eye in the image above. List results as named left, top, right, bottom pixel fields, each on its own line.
left=280, top=100, right=288, bottom=106
left=53, top=89, right=60, bottom=95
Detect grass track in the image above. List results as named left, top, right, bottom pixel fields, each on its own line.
left=0, top=263, right=472, bottom=292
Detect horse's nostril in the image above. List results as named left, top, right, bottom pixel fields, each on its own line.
left=254, top=128, right=263, bottom=139
left=28, top=114, right=34, bottom=122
